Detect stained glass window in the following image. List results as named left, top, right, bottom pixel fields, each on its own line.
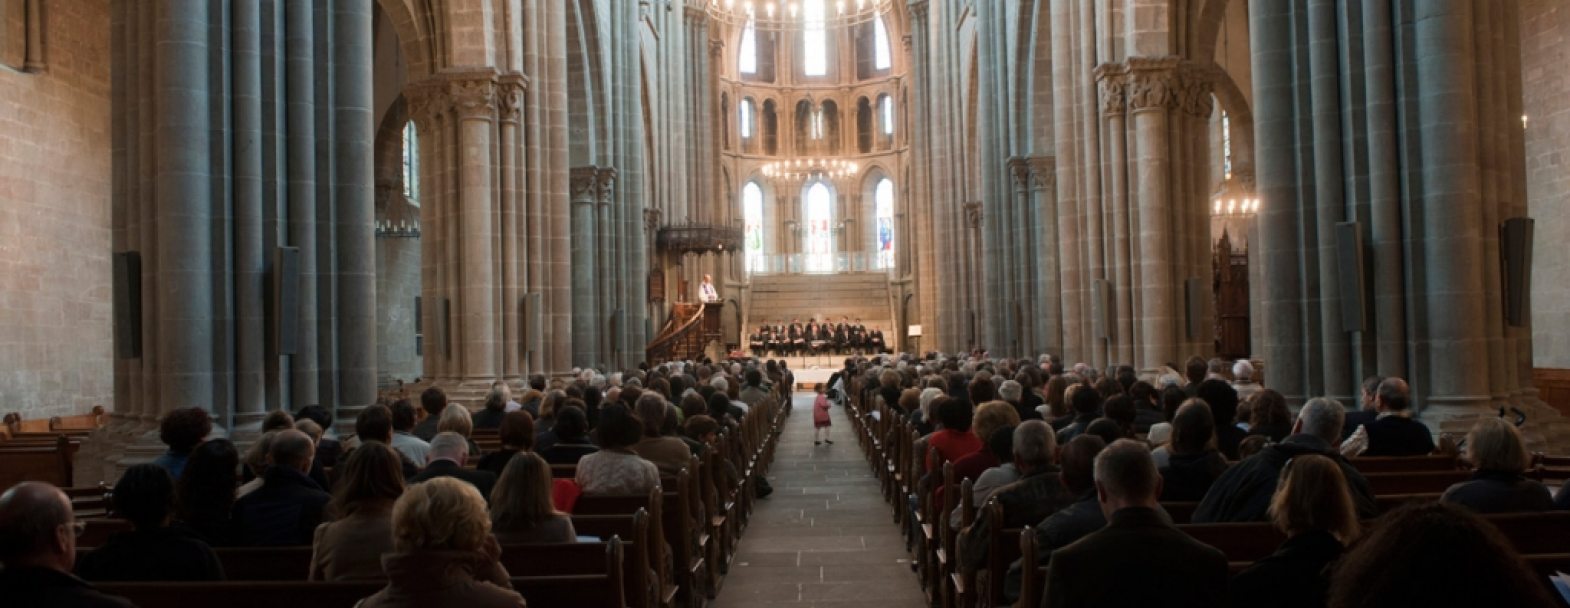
left=739, top=20, right=757, bottom=75
left=803, top=0, right=827, bottom=76
left=402, top=121, right=419, bottom=204
left=873, top=17, right=891, bottom=70
left=875, top=179, right=894, bottom=269
left=880, top=95, right=894, bottom=136
left=744, top=182, right=764, bottom=273
left=741, top=98, right=755, bottom=138
left=804, top=181, right=833, bottom=273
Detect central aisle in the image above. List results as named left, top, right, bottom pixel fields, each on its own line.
left=712, top=391, right=926, bottom=607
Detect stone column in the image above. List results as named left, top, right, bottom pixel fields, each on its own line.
left=285, top=0, right=319, bottom=404
left=333, top=0, right=376, bottom=423
left=570, top=166, right=601, bottom=368
left=1361, top=0, right=1407, bottom=379
left=498, top=76, right=527, bottom=379
left=598, top=168, right=618, bottom=365
left=1129, top=63, right=1176, bottom=371
left=1308, top=0, right=1350, bottom=399
left=233, top=0, right=266, bottom=434
left=1030, top=156, right=1061, bottom=356
left=1009, top=157, right=1034, bottom=356
left=153, top=0, right=215, bottom=416
left=1099, top=71, right=1135, bottom=365
left=1252, top=0, right=1306, bottom=402
left=451, top=76, right=499, bottom=379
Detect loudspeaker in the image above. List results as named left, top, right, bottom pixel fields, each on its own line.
left=274, top=247, right=300, bottom=355
left=1185, top=277, right=1206, bottom=339
left=113, top=251, right=142, bottom=359
left=1092, top=279, right=1113, bottom=340
left=1336, top=222, right=1367, bottom=333
left=1502, top=217, right=1534, bottom=327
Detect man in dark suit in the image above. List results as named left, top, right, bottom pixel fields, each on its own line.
left=1341, top=375, right=1383, bottom=441
left=412, top=431, right=497, bottom=501
left=0, top=482, right=137, bottom=607
left=232, top=429, right=331, bottom=546
left=1042, top=440, right=1229, bottom=608
left=1344, top=377, right=1435, bottom=457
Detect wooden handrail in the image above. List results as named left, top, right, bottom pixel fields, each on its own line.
left=647, top=303, right=706, bottom=363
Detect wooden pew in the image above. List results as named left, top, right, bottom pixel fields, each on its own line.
left=574, top=510, right=657, bottom=608
left=1363, top=470, right=1474, bottom=495
left=577, top=488, right=678, bottom=608
left=1349, top=454, right=1461, bottom=474
left=99, top=572, right=624, bottom=608
left=0, top=435, right=76, bottom=489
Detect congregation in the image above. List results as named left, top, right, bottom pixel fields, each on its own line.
left=0, top=359, right=796, bottom=607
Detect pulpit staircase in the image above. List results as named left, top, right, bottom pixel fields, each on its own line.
left=646, top=302, right=723, bottom=364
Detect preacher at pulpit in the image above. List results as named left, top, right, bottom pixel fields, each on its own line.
left=699, top=274, right=719, bottom=303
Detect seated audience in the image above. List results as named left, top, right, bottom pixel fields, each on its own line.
left=1042, top=440, right=1228, bottom=608
left=1128, top=381, right=1165, bottom=432
left=438, top=404, right=484, bottom=459
left=1148, top=423, right=1174, bottom=469
left=951, top=402, right=1021, bottom=487
left=1083, top=418, right=1125, bottom=445
left=152, top=407, right=212, bottom=480
left=355, top=404, right=422, bottom=479
left=1002, top=435, right=1108, bottom=604
left=957, top=420, right=1075, bottom=570
left=76, top=464, right=224, bottom=582
left=1231, top=359, right=1262, bottom=402
left=1237, top=434, right=1270, bottom=460
left=310, top=442, right=405, bottom=581
left=232, top=429, right=330, bottom=546
left=1101, top=395, right=1138, bottom=438
left=1440, top=417, right=1553, bottom=513
left=413, top=432, right=498, bottom=500
left=631, top=394, right=695, bottom=475
left=262, top=410, right=295, bottom=432
left=389, top=399, right=432, bottom=465
left=1249, top=389, right=1293, bottom=442
left=1231, top=454, right=1362, bottom=608
left=1055, top=385, right=1102, bottom=443
left=477, top=411, right=535, bottom=476
left=1327, top=502, right=1556, bottom=608
left=1195, top=398, right=1377, bottom=523
left=358, top=478, right=524, bottom=608
left=1159, top=400, right=1229, bottom=502
left=295, top=405, right=342, bottom=468
left=294, top=418, right=332, bottom=489
left=1196, top=379, right=1246, bottom=459
left=952, top=425, right=1020, bottom=530
left=928, top=396, right=984, bottom=470
left=236, top=431, right=278, bottom=499
left=174, top=439, right=242, bottom=547
left=0, top=482, right=136, bottom=607
left=1341, top=376, right=1384, bottom=441
left=576, top=404, right=661, bottom=496
left=536, top=396, right=586, bottom=453
left=473, top=382, right=510, bottom=430
left=1041, top=376, right=1072, bottom=426
left=489, top=452, right=577, bottom=544
left=539, top=405, right=598, bottom=465
left=414, top=386, right=447, bottom=441
left=1340, top=377, right=1435, bottom=457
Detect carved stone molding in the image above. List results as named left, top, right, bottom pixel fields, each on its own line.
left=644, top=207, right=663, bottom=234
left=710, top=39, right=725, bottom=58
left=403, top=84, right=446, bottom=129
left=1127, top=70, right=1175, bottom=111
left=450, top=78, right=497, bottom=120
left=570, top=167, right=600, bottom=203
left=1174, top=67, right=1214, bottom=118
left=596, top=167, right=618, bottom=206
left=1098, top=76, right=1126, bottom=117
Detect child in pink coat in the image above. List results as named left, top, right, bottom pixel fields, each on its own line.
left=813, top=383, right=833, bottom=446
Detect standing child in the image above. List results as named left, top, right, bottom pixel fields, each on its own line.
left=813, top=383, right=833, bottom=445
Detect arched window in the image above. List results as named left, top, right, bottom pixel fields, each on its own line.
left=873, top=17, right=892, bottom=71
left=875, top=178, right=895, bottom=269
left=811, top=105, right=825, bottom=140
left=740, top=98, right=755, bottom=139
left=744, top=182, right=765, bottom=273
left=402, top=121, right=419, bottom=204
left=739, top=20, right=758, bottom=75
left=804, top=181, right=834, bottom=273
left=803, top=0, right=827, bottom=77
left=879, top=94, right=894, bottom=136
left=1221, top=111, right=1233, bottom=180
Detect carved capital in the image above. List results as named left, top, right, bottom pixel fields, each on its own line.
left=644, top=207, right=663, bottom=234
left=570, top=167, right=600, bottom=203
left=596, top=167, right=618, bottom=205
left=497, top=75, right=528, bottom=123
left=1127, top=71, right=1174, bottom=111
left=908, top=0, right=929, bottom=21
left=710, top=39, right=725, bottom=58
left=962, top=201, right=982, bottom=230
left=1098, top=76, right=1126, bottom=116
left=450, top=78, right=497, bottom=120
left=403, top=84, right=446, bottom=129
left=1174, top=68, right=1214, bottom=118
left=1008, top=157, right=1032, bottom=189
left=1028, top=156, right=1056, bottom=191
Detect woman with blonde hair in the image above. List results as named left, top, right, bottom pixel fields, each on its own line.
left=489, top=452, right=576, bottom=544
left=358, top=477, right=522, bottom=608
left=1440, top=416, right=1552, bottom=513
left=1229, top=454, right=1360, bottom=608
left=438, top=403, right=482, bottom=458
left=310, top=442, right=404, bottom=580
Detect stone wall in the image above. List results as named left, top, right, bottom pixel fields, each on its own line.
left=1523, top=0, right=1570, bottom=369
left=0, top=0, right=111, bottom=420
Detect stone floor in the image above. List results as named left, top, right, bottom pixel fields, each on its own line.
left=711, top=391, right=926, bottom=608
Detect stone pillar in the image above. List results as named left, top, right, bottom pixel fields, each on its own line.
left=285, top=0, right=319, bottom=405
left=1129, top=63, right=1176, bottom=371
left=570, top=166, right=601, bottom=368
left=333, top=0, right=376, bottom=423
left=498, top=76, right=527, bottom=379
left=1252, top=0, right=1306, bottom=402
left=1009, top=157, right=1034, bottom=356
left=153, top=0, right=215, bottom=417
left=1030, top=156, right=1061, bottom=356
left=597, top=168, right=618, bottom=365
left=1099, top=71, right=1135, bottom=365
left=233, top=0, right=266, bottom=435
left=1361, top=0, right=1407, bottom=379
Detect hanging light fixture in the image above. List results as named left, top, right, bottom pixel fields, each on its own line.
left=760, top=158, right=860, bottom=182
left=708, top=0, right=890, bottom=32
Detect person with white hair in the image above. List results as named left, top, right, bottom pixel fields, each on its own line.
left=1193, top=398, right=1377, bottom=523
left=957, top=420, right=1075, bottom=570
left=411, top=432, right=497, bottom=501
left=1230, top=360, right=1262, bottom=401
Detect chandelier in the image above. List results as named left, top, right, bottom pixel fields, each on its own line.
left=706, top=0, right=893, bottom=33
left=760, top=158, right=860, bottom=181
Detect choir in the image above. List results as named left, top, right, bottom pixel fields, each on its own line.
left=747, top=316, right=885, bottom=357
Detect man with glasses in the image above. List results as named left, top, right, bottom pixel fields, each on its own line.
left=0, top=481, right=135, bottom=606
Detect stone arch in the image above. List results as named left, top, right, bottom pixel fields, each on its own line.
left=372, top=0, right=435, bottom=79
left=566, top=0, right=608, bottom=166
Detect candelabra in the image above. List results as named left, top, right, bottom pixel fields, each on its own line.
left=375, top=219, right=422, bottom=238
